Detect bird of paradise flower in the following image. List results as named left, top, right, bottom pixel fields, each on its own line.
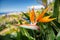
left=16, top=6, right=56, bottom=30
left=0, top=6, right=56, bottom=35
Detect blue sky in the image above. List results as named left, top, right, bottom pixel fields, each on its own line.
left=0, top=0, right=42, bottom=13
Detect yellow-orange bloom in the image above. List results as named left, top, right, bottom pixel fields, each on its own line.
left=30, top=6, right=56, bottom=23
left=30, top=8, right=35, bottom=23
left=38, top=16, right=56, bottom=22
left=36, top=7, right=49, bottom=22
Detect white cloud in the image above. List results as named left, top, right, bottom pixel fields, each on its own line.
left=27, top=5, right=45, bottom=9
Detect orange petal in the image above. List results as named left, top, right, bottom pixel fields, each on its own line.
left=38, top=16, right=56, bottom=22
left=36, top=6, right=49, bottom=22
left=30, top=8, right=35, bottom=23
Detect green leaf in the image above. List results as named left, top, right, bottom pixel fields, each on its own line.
left=18, top=20, right=22, bottom=24
left=0, top=35, right=13, bottom=40
left=56, top=31, right=60, bottom=40
left=46, top=31, right=55, bottom=40
left=58, top=2, right=60, bottom=23
left=46, top=26, right=55, bottom=40
left=51, top=22, right=60, bottom=32
left=20, top=27, right=35, bottom=40
left=53, top=21, right=60, bottom=28
left=53, top=0, right=60, bottom=21
left=22, top=12, right=30, bottom=20
left=16, top=31, right=21, bottom=40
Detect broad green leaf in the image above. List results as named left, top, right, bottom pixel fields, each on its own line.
left=58, top=2, right=60, bottom=23
left=53, top=0, right=60, bottom=21
left=56, top=31, right=60, bottom=40
left=19, top=27, right=35, bottom=40
left=16, top=31, right=21, bottom=40
left=46, top=30, right=55, bottom=40
left=53, top=21, right=60, bottom=28
left=51, top=22, right=60, bottom=32
left=46, top=25, right=55, bottom=40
